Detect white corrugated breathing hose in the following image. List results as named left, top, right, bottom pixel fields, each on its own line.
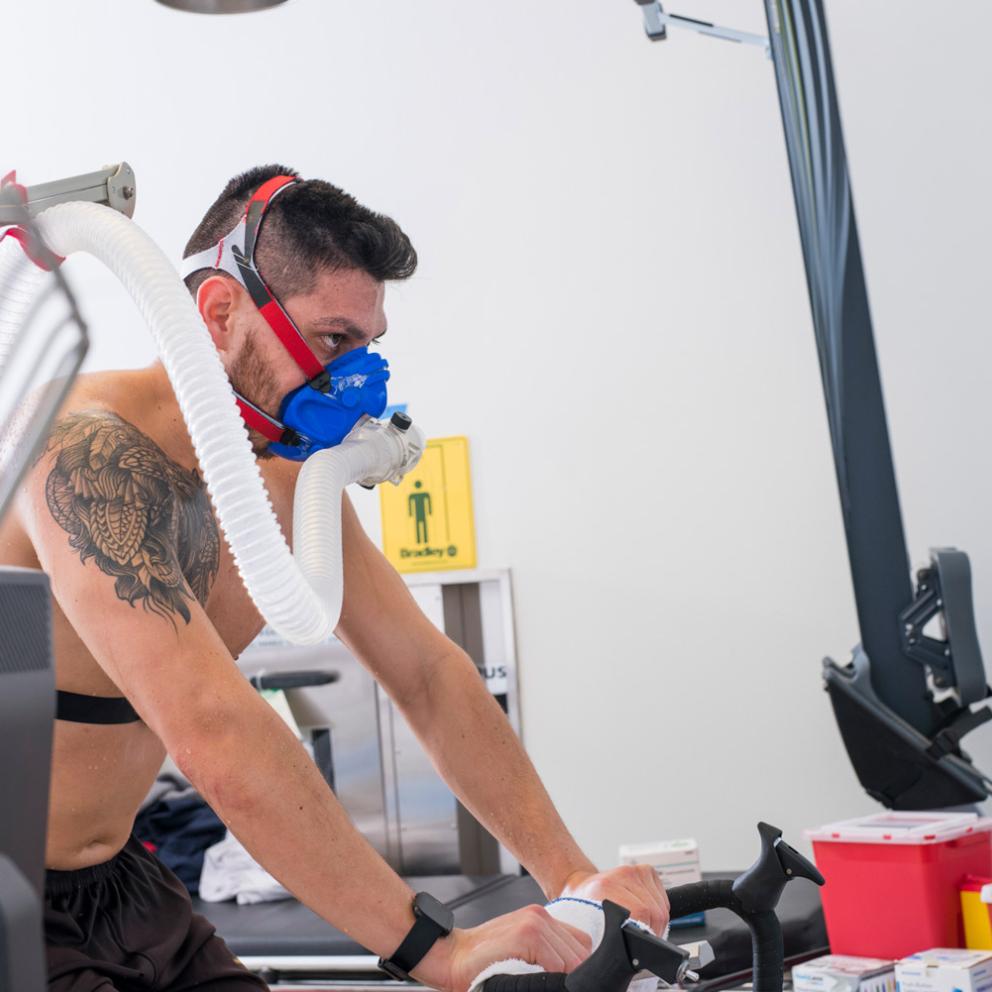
left=0, top=237, right=46, bottom=367
left=3, top=202, right=423, bottom=644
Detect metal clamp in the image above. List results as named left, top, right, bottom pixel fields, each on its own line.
left=0, top=163, right=136, bottom=224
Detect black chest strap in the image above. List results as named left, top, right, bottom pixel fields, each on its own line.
left=56, top=690, right=141, bottom=725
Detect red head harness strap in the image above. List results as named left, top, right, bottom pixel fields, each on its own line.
left=180, top=175, right=331, bottom=444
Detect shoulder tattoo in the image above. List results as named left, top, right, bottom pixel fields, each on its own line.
left=42, top=411, right=220, bottom=624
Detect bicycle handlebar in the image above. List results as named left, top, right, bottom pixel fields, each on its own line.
left=478, top=880, right=781, bottom=992
left=481, top=977, right=567, bottom=991
left=669, top=878, right=783, bottom=989
left=478, top=823, right=823, bottom=992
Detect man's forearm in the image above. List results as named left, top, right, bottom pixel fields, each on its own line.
left=172, top=686, right=451, bottom=981
left=401, top=648, right=597, bottom=898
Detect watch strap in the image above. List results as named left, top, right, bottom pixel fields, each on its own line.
left=378, top=892, right=454, bottom=981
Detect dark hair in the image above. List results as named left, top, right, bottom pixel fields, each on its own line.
left=183, top=164, right=417, bottom=300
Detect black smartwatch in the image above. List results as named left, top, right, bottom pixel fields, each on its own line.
left=378, top=891, right=455, bottom=982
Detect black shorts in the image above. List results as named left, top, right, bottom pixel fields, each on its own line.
left=45, top=835, right=269, bottom=991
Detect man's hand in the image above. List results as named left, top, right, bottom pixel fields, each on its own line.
left=560, top=865, right=670, bottom=935
left=417, top=906, right=593, bottom=992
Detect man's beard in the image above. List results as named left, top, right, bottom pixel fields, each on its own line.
left=228, top=334, right=279, bottom=460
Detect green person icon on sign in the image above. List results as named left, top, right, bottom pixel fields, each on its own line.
left=408, top=480, right=433, bottom=544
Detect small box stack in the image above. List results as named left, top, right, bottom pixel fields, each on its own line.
left=895, top=948, right=992, bottom=992
left=791, top=954, right=895, bottom=992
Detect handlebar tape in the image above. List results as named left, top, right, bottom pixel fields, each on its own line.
left=481, top=975, right=568, bottom=991
left=670, top=879, right=784, bottom=991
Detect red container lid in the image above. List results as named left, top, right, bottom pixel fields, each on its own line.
left=807, top=811, right=992, bottom=846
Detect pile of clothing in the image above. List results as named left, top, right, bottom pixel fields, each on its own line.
left=135, top=771, right=289, bottom=904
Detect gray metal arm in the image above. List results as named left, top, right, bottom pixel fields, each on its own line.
left=0, top=162, right=135, bottom=225
left=633, top=1, right=769, bottom=53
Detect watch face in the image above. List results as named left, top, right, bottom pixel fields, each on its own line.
left=415, top=892, right=455, bottom=934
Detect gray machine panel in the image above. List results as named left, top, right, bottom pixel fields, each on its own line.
left=240, top=629, right=391, bottom=865
left=0, top=568, right=54, bottom=901
left=0, top=567, right=55, bottom=992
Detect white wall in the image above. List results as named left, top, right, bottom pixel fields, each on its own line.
left=7, top=0, right=992, bottom=870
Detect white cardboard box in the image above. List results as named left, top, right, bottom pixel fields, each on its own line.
left=618, top=838, right=702, bottom=887
left=895, top=948, right=992, bottom=992
left=792, top=954, right=895, bottom=992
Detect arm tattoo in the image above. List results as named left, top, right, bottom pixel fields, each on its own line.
left=43, top=411, right=220, bottom=625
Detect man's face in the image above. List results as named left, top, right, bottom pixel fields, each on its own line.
left=224, top=266, right=387, bottom=451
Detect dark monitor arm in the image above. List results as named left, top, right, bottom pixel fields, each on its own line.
left=765, top=0, right=992, bottom=807
left=631, top=0, right=992, bottom=808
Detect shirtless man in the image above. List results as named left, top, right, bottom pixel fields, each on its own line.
left=0, top=165, right=669, bottom=992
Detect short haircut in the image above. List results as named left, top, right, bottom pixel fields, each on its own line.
left=182, top=164, right=417, bottom=300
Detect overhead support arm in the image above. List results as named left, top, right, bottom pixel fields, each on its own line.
left=760, top=0, right=992, bottom=809
left=0, top=162, right=136, bottom=225
left=761, top=0, right=927, bottom=726
left=628, top=0, right=992, bottom=808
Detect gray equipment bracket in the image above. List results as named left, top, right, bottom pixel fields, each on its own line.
left=0, top=162, right=136, bottom=225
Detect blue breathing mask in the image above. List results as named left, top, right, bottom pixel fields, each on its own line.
left=267, top=346, right=391, bottom=461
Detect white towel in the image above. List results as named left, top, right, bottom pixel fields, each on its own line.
left=199, top=831, right=292, bottom=906
left=468, top=897, right=660, bottom=992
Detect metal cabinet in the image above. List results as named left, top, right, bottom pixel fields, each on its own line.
left=238, top=569, right=520, bottom=878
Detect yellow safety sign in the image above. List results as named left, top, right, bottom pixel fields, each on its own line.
left=380, top=436, right=477, bottom=573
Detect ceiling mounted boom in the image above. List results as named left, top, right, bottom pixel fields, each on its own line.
left=630, top=0, right=992, bottom=808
